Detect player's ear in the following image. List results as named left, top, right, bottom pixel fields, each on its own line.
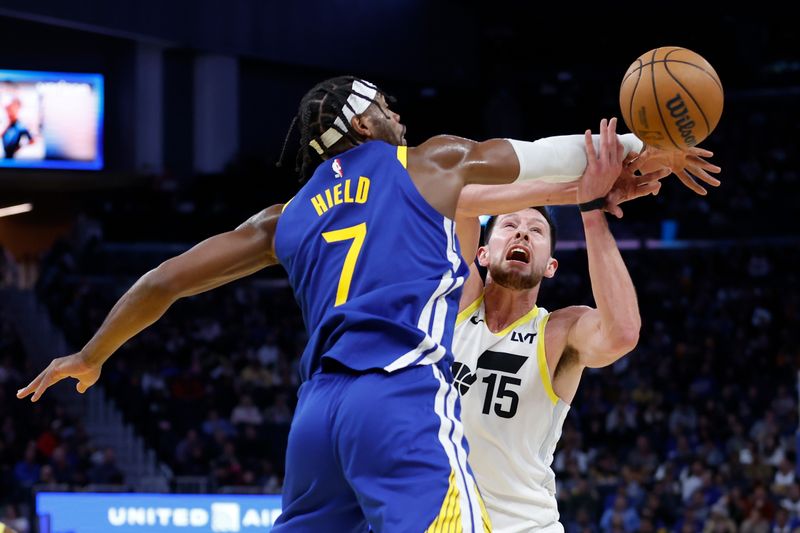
left=477, top=246, right=490, bottom=268
left=351, top=114, right=371, bottom=138
left=544, top=257, right=558, bottom=279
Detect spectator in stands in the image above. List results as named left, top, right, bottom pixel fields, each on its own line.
left=599, top=493, right=639, bottom=533
left=780, top=483, right=800, bottom=520
left=230, top=395, right=262, bottom=427
left=702, top=508, right=737, bottom=533
left=49, top=446, right=75, bottom=485
left=87, top=448, right=124, bottom=485
left=202, top=409, right=235, bottom=439
left=773, top=457, right=796, bottom=497
left=0, top=503, right=28, bottom=533
left=11, top=445, right=39, bottom=494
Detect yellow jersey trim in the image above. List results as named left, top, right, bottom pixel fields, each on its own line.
left=397, top=145, right=408, bottom=168
left=425, top=469, right=462, bottom=533
left=281, top=196, right=294, bottom=213
left=494, top=305, right=539, bottom=338
left=478, top=487, right=493, bottom=532
left=456, top=294, right=484, bottom=325
left=536, top=313, right=559, bottom=405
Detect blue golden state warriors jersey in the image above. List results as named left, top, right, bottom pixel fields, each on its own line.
left=275, top=141, right=469, bottom=381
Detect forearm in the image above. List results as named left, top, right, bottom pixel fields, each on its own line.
left=456, top=180, right=577, bottom=218
left=508, top=133, right=643, bottom=183
left=81, top=270, right=179, bottom=365
left=581, top=211, right=641, bottom=343
left=455, top=215, right=481, bottom=264
left=455, top=132, right=644, bottom=217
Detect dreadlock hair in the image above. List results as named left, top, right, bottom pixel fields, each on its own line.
left=483, top=207, right=558, bottom=256
left=279, top=76, right=391, bottom=183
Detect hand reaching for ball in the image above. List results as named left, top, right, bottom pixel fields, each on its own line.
left=628, top=145, right=722, bottom=195
left=600, top=143, right=720, bottom=218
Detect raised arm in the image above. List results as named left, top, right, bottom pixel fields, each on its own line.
left=452, top=127, right=668, bottom=311
left=17, top=204, right=283, bottom=402
left=559, top=120, right=641, bottom=368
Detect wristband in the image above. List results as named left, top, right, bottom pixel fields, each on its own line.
left=578, top=197, right=606, bottom=212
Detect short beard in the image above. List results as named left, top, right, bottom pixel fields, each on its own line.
left=488, top=263, right=542, bottom=291
left=369, top=115, right=403, bottom=145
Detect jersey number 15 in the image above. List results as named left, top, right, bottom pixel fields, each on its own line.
left=482, top=373, right=521, bottom=419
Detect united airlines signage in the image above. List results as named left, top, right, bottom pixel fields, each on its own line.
left=36, top=492, right=282, bottom=532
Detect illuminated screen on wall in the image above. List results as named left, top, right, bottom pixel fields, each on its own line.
left=0, top=69, right=104, bottom=170
left=36, top=492, right=283, bottom=532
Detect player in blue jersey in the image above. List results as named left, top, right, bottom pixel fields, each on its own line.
left=17, top=76, right=716, bottom=532
left=2, top=98, right=35, bottom=158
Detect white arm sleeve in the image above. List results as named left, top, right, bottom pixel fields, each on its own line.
left=507, top=133, right=644, bottom=183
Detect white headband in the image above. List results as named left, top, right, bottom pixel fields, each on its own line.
left=309, top=79, right=378, bottom=155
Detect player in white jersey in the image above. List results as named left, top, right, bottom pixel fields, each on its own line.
left=451, top=119, right=720, bottom=532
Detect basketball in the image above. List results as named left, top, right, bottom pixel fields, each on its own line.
left=619, top=47, right=723, bottom=151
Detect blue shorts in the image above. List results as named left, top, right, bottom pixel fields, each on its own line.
left=272, top=361, right=491, bottom=532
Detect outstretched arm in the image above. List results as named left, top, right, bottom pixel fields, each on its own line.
left=17, top=204, right=283, bottom=402
left=411, top=133, right=645, bottom=189
left=444, top=135, right=720, bottom=217
left=451, top=130, right=675, bottom=222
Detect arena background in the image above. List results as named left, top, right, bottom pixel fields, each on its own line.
left=0, top=4, right=798, bottom=532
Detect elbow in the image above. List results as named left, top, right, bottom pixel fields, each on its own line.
left=618, top=327, right=641, bottom=354
left=140, top=262, right=183, bottom=301
left=589, top=331, right=639, bottom=369
left=607, top=324, right=640, bottom=355
left=584, top=324, right=640, bottom=369
left=455, top=199, right=478, bottom=219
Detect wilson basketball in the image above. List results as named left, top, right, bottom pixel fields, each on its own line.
left=620, top=47, right=723, bottom=151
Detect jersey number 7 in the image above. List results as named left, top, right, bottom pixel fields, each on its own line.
left=322, top=222, right=367, bottom=306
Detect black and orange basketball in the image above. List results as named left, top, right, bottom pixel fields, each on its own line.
left=620, top=47, right=723, bottom=151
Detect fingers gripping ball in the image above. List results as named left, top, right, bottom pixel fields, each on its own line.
left=620, top=47, right=723, bottom=151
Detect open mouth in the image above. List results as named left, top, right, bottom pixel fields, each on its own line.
left=505, top=246, right=530, bottom=264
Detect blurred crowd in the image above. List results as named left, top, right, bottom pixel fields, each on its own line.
left=549, top=244, right=799, bottom=533
left=4, top=224, right=794, bottom=532
left=1, top=317, right=124, bottom=533
left=36, top=244, right=304, bottom=494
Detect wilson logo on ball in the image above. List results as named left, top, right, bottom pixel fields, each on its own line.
left=666, top=94, right=697, bottom=147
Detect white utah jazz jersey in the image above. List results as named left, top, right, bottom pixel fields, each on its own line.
left=453, top=295, right=569, bottom=533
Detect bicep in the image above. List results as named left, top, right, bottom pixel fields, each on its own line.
left=157, top=205, right=282, bottom=298
left=459, top=139, right=520, bottom=186
left=410, top=136, right=520, bottom=187
left=564, top=306, right=628, bottom=369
